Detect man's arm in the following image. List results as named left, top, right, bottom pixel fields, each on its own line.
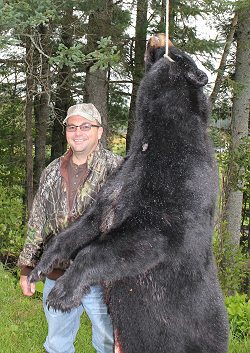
left=20, top=267, right=36, bottom=296
left=18, top=171, right=47, bottom=296
left=29, top=151, right=124, bottom=284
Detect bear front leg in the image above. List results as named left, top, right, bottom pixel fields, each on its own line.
left=45, top=269, right=91, bottom=312
left=44, top=245, right=98, bottom=311
left=46, top=229, right=166, bottom=311
left=29, top=211, right=101, bottom=283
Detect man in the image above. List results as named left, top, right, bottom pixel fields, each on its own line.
left=18, top=103, right=123, bottom=353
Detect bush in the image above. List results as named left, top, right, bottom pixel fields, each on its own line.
left=213, top=225, right=249, bottom=295
left=0, top=184, right=25, bottom=265
left=225, top=293, right=250, bottom=340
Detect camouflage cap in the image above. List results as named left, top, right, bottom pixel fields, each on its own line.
left=63, top=103, right=102, bottom=125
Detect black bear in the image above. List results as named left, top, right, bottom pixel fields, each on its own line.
left=30, top=34, right=229, bottom=353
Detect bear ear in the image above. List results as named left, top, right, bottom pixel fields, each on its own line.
left=185, top=69, right=208, bottom=88
left=169, top=47, right=208, bottom=88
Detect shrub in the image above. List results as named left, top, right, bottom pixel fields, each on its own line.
left=0, top=184, right=25, bottom=265
left=213, top=225, right=249, bottom=295
left=225, top=293, right=250, bottom=340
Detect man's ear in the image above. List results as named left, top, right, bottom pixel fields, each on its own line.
left=185, top=69, right=208, bottom=88
left=98, top=126, right=104, bottom=140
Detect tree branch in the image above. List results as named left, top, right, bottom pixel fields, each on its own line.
left=209, top=13, right=238, bottom=105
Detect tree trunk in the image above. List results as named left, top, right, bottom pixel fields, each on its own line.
left=25, top=34, right=34, bottom=217
left=50, top=7, right=73, bottom=161
left=50, top=63, right=72, bottom=161
left=225, top=7, right=250, bottom=246
left=85, top=67, right=108, bottom=145
left=34, top=24, right=51, bottom=191
left=126, top=0, right=148, bottom=151
left=84, top=1, right=116, bottom=147
left=210, top=14, right=238, bottom=105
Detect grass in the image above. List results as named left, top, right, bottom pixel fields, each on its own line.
left=0, top=264, right=95, bottom=353
left=229, top=335, right=250, bottom=353
left=1, top=264, right=249, bottom=353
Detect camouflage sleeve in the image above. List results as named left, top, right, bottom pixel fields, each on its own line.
left=107, top=152, right=124, bottom=175
left=18, top=170, right=48, bottom=268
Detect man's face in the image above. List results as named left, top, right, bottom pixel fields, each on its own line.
left=66, top=115, right=103, bottom=155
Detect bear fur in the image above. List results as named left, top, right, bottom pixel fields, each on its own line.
left=30, top=35, right=229, bottom=353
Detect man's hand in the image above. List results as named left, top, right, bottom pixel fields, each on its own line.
left=20, top=275, right=36, bottom=296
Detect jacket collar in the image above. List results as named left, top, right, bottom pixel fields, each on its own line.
left=59, top=143, right=103, bottom=183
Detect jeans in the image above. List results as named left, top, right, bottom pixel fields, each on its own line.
left=43, top=278, right=114, bottom=353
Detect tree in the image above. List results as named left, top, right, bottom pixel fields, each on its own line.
left=84, top=1, right=112, bottom=146
left=225, top=3, right=250, bottom=246
left=33, top=24, right=51, bottom=190
left=25, top=31, right=35, bottom=217
left=126, top=0, right=148, bottom=150
left=210, top=13, right=238, bottom=105
left=1, top=0, right=249, bottom=292
left=84, top=0, right=130, bottom=145
left=50, top=5, right=74, bottom=160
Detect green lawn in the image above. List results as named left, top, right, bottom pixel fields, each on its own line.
left=0, top=264, right=95, bottom=353
left=1, top=264, right=249, bottom=353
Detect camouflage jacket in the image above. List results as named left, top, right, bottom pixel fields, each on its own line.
left=18, top=144, right=123, bottom=270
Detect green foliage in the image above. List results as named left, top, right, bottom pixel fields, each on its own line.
left=213, top=225, right=249, bottom=295
left=213, top=130, right=250, bottom=197
left=109, top=86, right=129, bottom=128
left=49, top=43, right=86, bottom=68
left=235, top=0, right=250, bottom=11
left=232, top=136, right=250, bottom=194
left=210, top=129, right=249, bottom=295
left=225, top=293, right=250, bottom=340
left=76, top=0, right=131, bottom=32
left=0, top=184, right=25, bottom=264
left=0, top=101, right=25, bottom=186
left=88, top=36, right=120, bottom=72
left=109, top=135, right=126, bottom=157
left=107, top=85, right=129, bottom=155
left=0, top=0, right=57, bottom=30
left=50, top=36, right=120, bottom=71
left=209, top=127, right=229, bottom=152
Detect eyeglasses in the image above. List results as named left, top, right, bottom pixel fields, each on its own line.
left=65, top=123, right=101, bottom=132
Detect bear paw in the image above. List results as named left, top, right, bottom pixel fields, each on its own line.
left=46, top=279, right=90, bottom=312
left=28, top=266, right=46, bottom=283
